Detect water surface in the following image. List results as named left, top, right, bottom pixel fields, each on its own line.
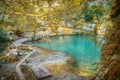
left=27, top=35, right=100, bottom=72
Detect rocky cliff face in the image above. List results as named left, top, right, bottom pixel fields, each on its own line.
left=95, top=1, right=120, bottom=80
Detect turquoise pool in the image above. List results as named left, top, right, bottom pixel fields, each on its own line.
left=27, top=35, right=100, bottom=72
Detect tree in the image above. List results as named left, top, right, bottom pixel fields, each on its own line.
left=95, top=1, right=120, bottom=79
left=0, top=29, right=11, bottom=52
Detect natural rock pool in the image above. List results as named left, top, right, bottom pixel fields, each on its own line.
left=27, top=34, right=100, bottom=73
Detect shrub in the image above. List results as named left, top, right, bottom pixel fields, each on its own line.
left=12, top=28, right=24, bottom=37
left=0, top=29, right=11, bottom=52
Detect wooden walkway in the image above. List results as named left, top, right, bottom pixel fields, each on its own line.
left=31, top=66, right=52, bottom=80
left=13, top=38, right=29, bottom=46
left=12, top=37, right=51, bottom=80
left=15, top=45, right=52, bottom=80
left=15, top=49, right=35, bottom=80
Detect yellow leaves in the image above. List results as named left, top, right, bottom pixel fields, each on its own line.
left=40, top=15, right=46, bottom=20
left=45, top=64, right=67, bottom=77
left=108, top=65, right=120, bottom=76
left=72, top=14, right=76, bottom=19
left=108, top=21, right=113, bottom=28
left=96, top=23, right=101, bottom=29
left=77, top=20, right=86, bottom=26
left=93, top=14, right=98, bottom=23
left=63, top=28, right=73, bottom=34
left=5, top=12, right=42, bottom=17
left=74, top=0, right=83, bottom=5
left=77, top=69, right=92, bottom=77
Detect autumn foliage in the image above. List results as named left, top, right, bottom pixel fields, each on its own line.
left=97, top=1, right=120, bottom=80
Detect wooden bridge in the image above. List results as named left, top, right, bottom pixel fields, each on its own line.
left=15, top=47, right=52, bottom=80
left=15, top=48, right=35, bottom=80
left=31, top=66, right=52, bottom=80
left=0, top=37, right=52, bottom=80
left=13, top=38, right=52, bottom=80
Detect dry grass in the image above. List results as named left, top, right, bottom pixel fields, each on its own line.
left=45, top=57, right=93, bottom=77
left=21, top=65, right=37, bottom=80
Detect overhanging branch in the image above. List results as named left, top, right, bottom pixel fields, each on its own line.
left=0, top=12, right=42, bottom=17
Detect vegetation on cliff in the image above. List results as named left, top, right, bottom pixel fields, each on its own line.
left=95, top=1, right=120, bottom=80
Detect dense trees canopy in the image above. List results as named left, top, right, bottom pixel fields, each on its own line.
left=0, top=0, right=113, bottom=34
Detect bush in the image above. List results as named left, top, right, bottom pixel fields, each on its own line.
left=13, top=28, right=24, bottom=37
left=0, top=29, right=11, bottom=52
